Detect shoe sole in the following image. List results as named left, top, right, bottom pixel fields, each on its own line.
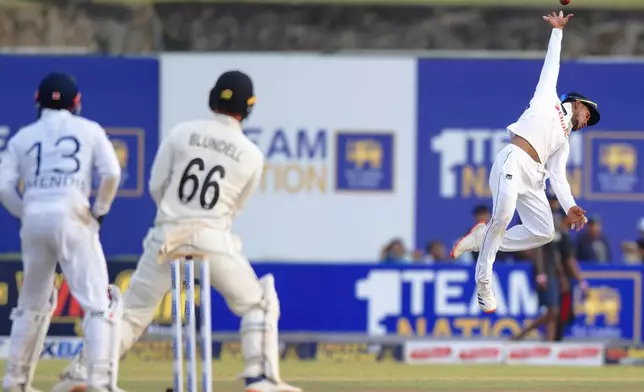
left=450, top=222, right=485, bottom=259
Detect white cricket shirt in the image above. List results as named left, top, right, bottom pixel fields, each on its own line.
left=149, top=113, right=264, bottom=230
left=0, top=109, right=121, bottom=219
left=506, top=28, right=577, bottom=214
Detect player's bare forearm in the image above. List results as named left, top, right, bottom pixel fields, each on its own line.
left=533, top=246, right=546, bottom=275
left=565, top=257, right=581, bottom=281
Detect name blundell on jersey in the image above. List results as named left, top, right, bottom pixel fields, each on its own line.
left=189, top=132, right=242, bottom=163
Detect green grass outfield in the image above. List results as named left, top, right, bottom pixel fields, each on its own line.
left=15, top=0, right=644, bottom=10
left=17, top=358, right=644, bottom=392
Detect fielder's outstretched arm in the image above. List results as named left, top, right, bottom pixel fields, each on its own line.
left=532, top=28, right=563, bottom=102
left=0, top=138, right=23, bottom=218
left=92, top=128, right=121, bottom=217
left=148, top=135, right=175, bottom=205
left=546, top=142, right=576, bottom=214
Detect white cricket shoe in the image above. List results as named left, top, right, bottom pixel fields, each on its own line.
left=50, top=366, right=126, bottom=392
left=476, top=281, right=497, bottom=313
left=450, top=222, right=486, bottom=259
left=86, top=387, right=127, bottom=392
left=60, top=357, right=87, bottom=380
left=245, top=379, right=280, bottom=392
left=49, top=379, right=86, bottom=392
left=244, top=379, right=303, bottom=392
left=49, top=358, right=87, bottom=392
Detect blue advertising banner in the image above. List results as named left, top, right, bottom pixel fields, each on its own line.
left=210, top=263, right=642, bottom=343
left=415, top=59, right=644, bottom=262
left=0, top=55, right=159, bottom=258
left=1, top=261, right=638, bottom=342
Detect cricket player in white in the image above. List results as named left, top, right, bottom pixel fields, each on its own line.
left=0, top=73, right=124, bottom=392
left=450, top=12, right=600, bottom=313
left=52, top=71, right=302, bottom=392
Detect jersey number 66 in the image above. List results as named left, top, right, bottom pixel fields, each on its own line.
left=178, top=158, right=226, bottom=210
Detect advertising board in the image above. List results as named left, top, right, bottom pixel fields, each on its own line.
left=0, top=261, right=639, bottom=342
left=416, top=59, right=644, bottom=261
left=0, top=55, right=159, bottom=258
left=161, top=54, right=417, bottom=261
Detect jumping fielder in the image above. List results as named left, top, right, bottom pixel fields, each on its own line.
left=450, top=11, right=600, bottom=313
left=52, top=71, right=302, bottom=392
left=0, top=73, right=124, bottom=392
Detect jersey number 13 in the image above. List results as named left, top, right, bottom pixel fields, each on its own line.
left=178, top=158, right=226, bottom=210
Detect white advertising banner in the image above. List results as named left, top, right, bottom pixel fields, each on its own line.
left=405, top=341, right=504, bottom=365
left=505, top=342, right=605, bottom=367
left=160, top=55, right=416, bottom=261
left=404, top=341, right=605, bottom=367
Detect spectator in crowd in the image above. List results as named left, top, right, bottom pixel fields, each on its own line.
left=511, top=242, right=563, bottom=341
left=472, top=204, right=491, bottom=226
left=546, top=194, right=589, bottom=340
left=416, top=241, right=447, bottom=264
left=512, top=194, right=588, bottom=341
left=512, top=248, right=535, bottom=262
left=380, top=238, right=412, bottom=264
left=556, top=213, right=590, bottom=340
left=454, top=204, right=512, bottom=263
left=576, top=216, right=611, bottom=263
left=620, top=217, right=644, bottom=264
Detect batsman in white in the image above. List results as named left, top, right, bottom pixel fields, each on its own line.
left=52, top=71, right=302, bottom=392
left=0, top=73, right=124, bottom=392
left=450, top=11, right=599, bottom=313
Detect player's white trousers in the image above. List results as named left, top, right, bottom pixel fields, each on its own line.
left=119, top=226, right=263, bottom=338
left=475, top=144, right=555, bottom=283
left=3, top=207, right=117, bottom=389
left=18, top=210, right=111, bottom=311
left=112, top=225, right=284, bottom=382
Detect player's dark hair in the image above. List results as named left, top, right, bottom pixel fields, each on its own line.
left=472, top=204, right=490, bottom=216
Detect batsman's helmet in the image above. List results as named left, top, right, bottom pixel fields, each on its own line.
left=560, top=92, right=600, bottom=127
left=208, top=70, right=256, bottom=120
left=35, top=72, right=81, bottom=113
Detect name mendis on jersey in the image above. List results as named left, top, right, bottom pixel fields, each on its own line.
left=24, top=175, right=86, bottom=191
left=190, top=133, right=242, bottom=162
